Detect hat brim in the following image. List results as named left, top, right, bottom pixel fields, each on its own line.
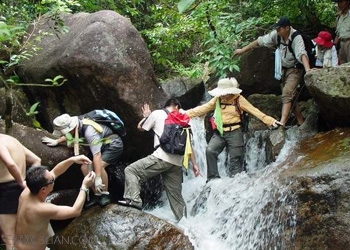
left=208, top=87, right=242, bottom=97
left=313, top=37, right=333, bottom=49
left=52, top=116, right=78, bottom=137
left=270, top=23, right=281, bottom=29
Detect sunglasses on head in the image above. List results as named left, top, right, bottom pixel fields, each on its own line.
left=42, top=176, right=55, bottom=188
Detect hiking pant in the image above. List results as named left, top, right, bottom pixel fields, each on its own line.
left=123, top=155, right=185, bottom=221
left=206, top=129, right=244, bottom=180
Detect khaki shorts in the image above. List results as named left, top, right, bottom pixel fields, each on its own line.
left=281, top=68, right=303, bottom=104
left=339, top=40, right=350, bottom=64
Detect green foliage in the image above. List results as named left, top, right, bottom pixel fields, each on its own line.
left=45, top=75, right=68, bottom=86
left=178, top=0, right=196, bottom=13
left=26, top=102, right=42, bottom=129
left=0, top=0, right=74, bottom=130
left=0, top=0, right=340, bottom=87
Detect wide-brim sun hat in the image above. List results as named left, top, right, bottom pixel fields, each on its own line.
left=208, top=77, right=242, bottom=97
left=313, top=31, right=333, bottom=49
left=52, top=114, right=79, bottom=137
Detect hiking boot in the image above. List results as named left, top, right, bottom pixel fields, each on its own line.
left=98, top=194, right=110, bottom=207
left=117, top=198, right=142, bottom=210
left=84, top=195, right=99, bottom=210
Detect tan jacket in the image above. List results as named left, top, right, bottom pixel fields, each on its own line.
left=186, top=95, right=276, bottom=131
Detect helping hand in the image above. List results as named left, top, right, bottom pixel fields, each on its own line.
left=179, top=108, right=186, bottom=114
left=41, top=136, right=58, bottom=146
left=272, top=120, right=283, bottom=128
left=82, top=171, right=96, bottom=189
left=233, top=48, right=244, bottom=56
left=72, top=155, right=92, bottom=165
left=94, top=176, right=105, bottom=193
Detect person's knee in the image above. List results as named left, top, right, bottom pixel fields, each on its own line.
left=281, top=94, right=293, bottom=104
left=206, top=145, right=218, bottom=156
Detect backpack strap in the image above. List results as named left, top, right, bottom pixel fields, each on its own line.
left=234, top=96, right=244, bottom=122
left=288, top=31, right=300, bottom=57
left=82, top=118, right=103, bottom=133
left=219, top=97, right=243, bottom=127
left=163, top=108, right=170, bottom=114
left=277, top=31, right=299, bottom=57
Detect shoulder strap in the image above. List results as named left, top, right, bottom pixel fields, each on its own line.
left=163, top=108, right=169, bottom=115
left=82, top=118, right=103, bottom=133
left=288, top=31, right=301, bottom=57
left=277, top=35, right=281, bottom=47
left=234, top=96, right=243, bottom=115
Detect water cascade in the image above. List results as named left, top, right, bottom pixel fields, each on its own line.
left=147, top=117, right=300, bottom=250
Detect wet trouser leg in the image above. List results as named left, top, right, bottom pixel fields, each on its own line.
left=161, top=164, right=185, bottom=221
left=224, top=129, right=244, bottom=177
left=206, top=132, right=226, bottom=180
left=124, top=155, right=185, bottom=221
left=124, top=155, right=163, bottom=205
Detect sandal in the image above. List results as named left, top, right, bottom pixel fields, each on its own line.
left=117, top=199, right=142, bottom=210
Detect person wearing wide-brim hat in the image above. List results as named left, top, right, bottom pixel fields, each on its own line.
left=313, top=31, right=338, bottom=68
left=332, top=0, right=350, bottom=64
left=185, top=77, right=281, bottom=182
left=41, top=112, right=124, bottom=208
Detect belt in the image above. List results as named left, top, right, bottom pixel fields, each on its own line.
left=223, top=123, right=241, bottom=132
left=282, top=63, right=303, bottom=70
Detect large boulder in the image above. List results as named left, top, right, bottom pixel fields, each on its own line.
left=232, top=47, right=281, bottom=96
left=161, top=77, right=205, bottom=109
left=283, top=128, right=350, bottom=250
left=305, top=65, right=350, bottom=128
left=50, top=205, right=194, bottom=250
left=17, top=10, right=168, bottom=162
left=0, top=88, right=33, bottom=127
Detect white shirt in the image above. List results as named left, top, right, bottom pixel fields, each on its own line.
left=142, top=109, right=183, bottom=167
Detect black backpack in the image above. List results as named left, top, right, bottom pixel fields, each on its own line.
left=277, top=31, right=316, bottom=68
left=79, top=109, right=126, bottom=137
left=159, top=109, right=191, bottom=155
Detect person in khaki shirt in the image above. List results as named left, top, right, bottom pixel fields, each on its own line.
left=185, top=78, right=281, bottom=182
left=0, top=134, right=41, bottom=250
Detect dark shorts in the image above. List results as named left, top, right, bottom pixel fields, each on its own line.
left=0, top=180, right=23, bottom=214
left=101, top=134, right=123, bottom=165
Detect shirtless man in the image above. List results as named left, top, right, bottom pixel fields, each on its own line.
left=14, top=155, right=95, bottom=250
left=0, top=134, right=41, bottom=250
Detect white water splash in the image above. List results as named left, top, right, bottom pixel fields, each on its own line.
left=146, top=117, right=298, bottom=250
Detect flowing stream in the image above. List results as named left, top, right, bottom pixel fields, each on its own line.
left=146, top=117, right=299, bottom=250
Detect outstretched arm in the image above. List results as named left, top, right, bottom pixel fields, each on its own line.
left=43, top=171, right=95, bottom=220
left=234, top=40, right=259, bottom=56
left=51, top=155, right=91, bottom=179
left=41, top=135, right=67, bottom=147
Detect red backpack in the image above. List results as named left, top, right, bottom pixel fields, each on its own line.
left=159, top=110, right=191, bottom=155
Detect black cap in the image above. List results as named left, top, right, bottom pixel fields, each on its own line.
left=270, top=17, right=291, bottom=29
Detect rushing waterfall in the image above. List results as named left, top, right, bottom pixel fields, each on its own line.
left=146, top=117, right=299, bottom=250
